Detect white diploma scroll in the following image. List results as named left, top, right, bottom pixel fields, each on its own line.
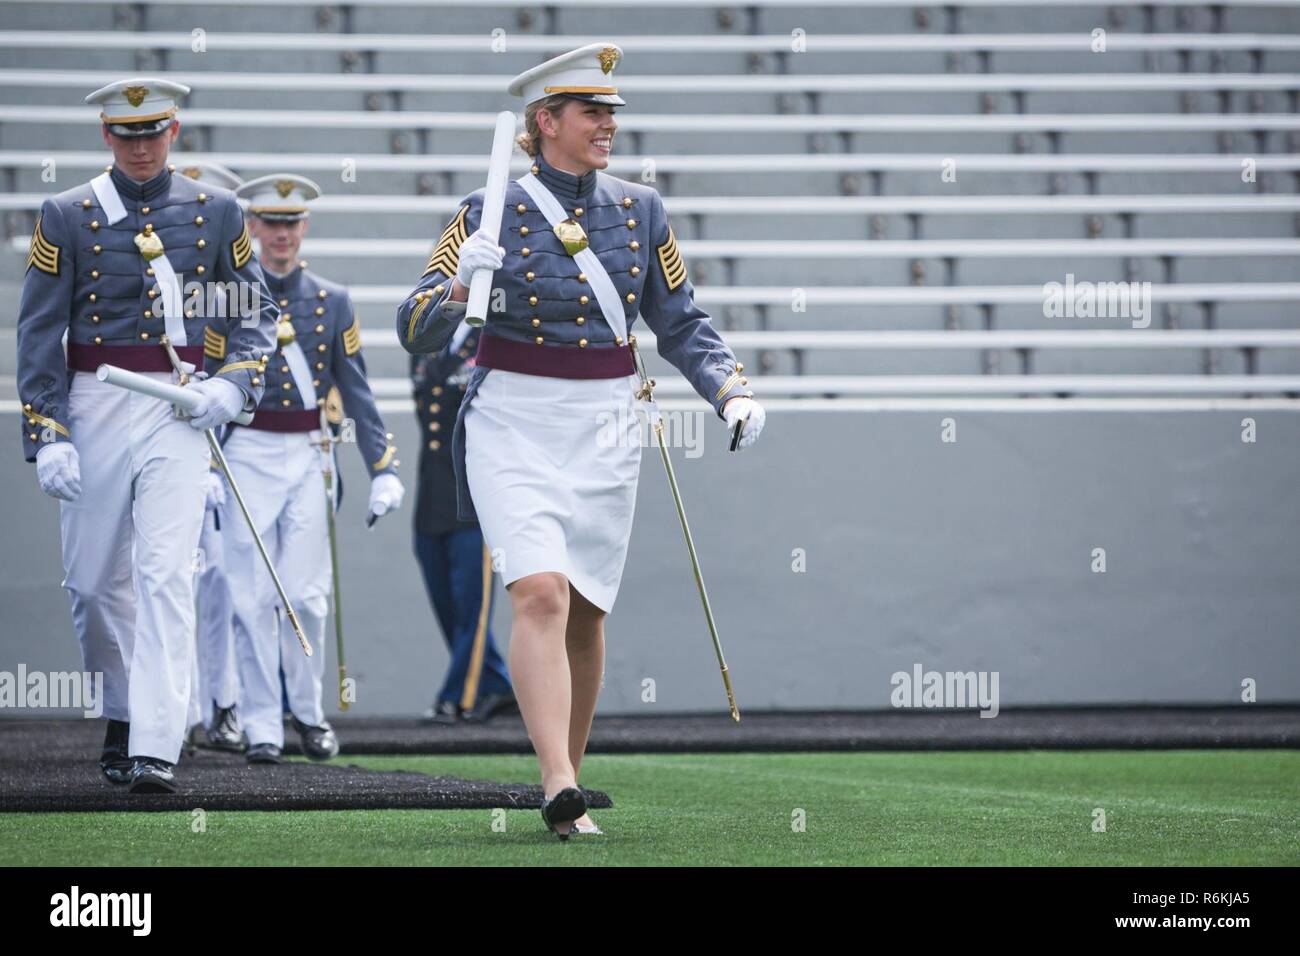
left=466, top=110, right=518, bottom=327
left=95, top=364, right=255, bottom=426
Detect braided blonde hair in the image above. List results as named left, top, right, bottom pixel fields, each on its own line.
left=515, top=94, right=573, bottom=158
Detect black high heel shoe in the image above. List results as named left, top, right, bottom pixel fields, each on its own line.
left=540, top=786, right=587, bottom=841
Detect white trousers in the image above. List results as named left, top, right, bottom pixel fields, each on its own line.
left=59, top=370, right=209, bottom=763
left=186, top=507, right=240, bottom=728
left=219, top=427, right=331, bottom=747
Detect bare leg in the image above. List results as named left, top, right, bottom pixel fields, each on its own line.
left=506, top=572, right=578, bottom=834
left=566, top=583, right=606, bottom=828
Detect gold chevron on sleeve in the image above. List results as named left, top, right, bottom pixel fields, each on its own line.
left=231, top=223, right=252, bottom=270
left=372, top=444, right=396, bottom=472
left=26, top=215, right=60, bottom=276
left=203, top=326, right=227, bottom=361
left=422, top=204, right=470, bottom=278
left=656, top=225, right=686, bottom=292
left=342, top=314, right=362, bottom=356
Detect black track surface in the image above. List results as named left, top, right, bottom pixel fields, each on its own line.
left=306, top=706, right=1300, bottom=754
left=0, top=721, right=611, bottom=813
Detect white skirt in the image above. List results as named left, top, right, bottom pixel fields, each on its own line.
left=464, top=368, right=643, bottom=613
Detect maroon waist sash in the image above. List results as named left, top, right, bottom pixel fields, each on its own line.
left=474, top=331, right=634, bottom=379
left=68, top=342, right=204, bottom=373
left=234, top=409, right=319, bottom=433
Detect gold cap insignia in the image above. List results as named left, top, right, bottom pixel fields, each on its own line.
left=598, top=47, right=620, bottom=75
left=124, top=85, right=150, bottom=108
left=275, top=180, right=296, bottom=199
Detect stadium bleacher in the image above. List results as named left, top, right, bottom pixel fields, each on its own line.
left=1, top=0, right=1298, bottom=407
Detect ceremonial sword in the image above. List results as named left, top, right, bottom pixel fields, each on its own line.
left=628, top=335, right=740, bottom=722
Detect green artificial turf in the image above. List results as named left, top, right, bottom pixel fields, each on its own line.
left=3, top=750, right=1297, bottom=866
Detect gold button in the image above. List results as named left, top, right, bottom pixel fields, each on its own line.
left=315, top=362, right=324, bottom=370
left=94, top=335, right=102, bottom=344
left=736, top=362, right=745, bottom=372
left=81, top=199, right=91, bottom=208
left=630, top=267, right=641, bottom=278
left=529, top=295, right=538, bottom=306
left=196, top=239, right=206, bottom=249
left=578, top=338, right=588, bottom=348
left=198, top=193, right=207, bottom=203
left=574, top=207, right=583, bottom=217
left=526, top=271, right=535, bottom=281
left=91, top=314, right=100, bottom=323
left=251, top=377, right=260, bottom=386
left=433, top=285, right=445, bottom=295
left=90, top=270, right=99, bottom=279
left=90, top=220, right=100, bottom=231
left=531, top=318, right=541, bottom=328
left=196, top=265, right=206, bottom=275
left=516, top=203, right=527, bottom=214
left=575, top=316, right=585, bottom=325
left=282, top=382, right=292, bottom=390
left=281, top=365, right=290, bottom=373
left=535, top=336, right=544, bottom=345
left=429, top=439, right=440, bottom=450
left=279, top=299, right=288, bottom=307
left=313, top=378, right=321, bottom=387
left=28, top=433, right=37, bottom=442
left=186, top=309, right=195, bottom=318
left=520, top=226, right=529, bottom=237
left=433, top=386, right=442, bottom=396
left=194, top=216, right=204, bottom=226
left=315, top=307, right=325, bottom=316
left=626, top=292, right=636, bottom=303
left=315, top=324, right=325, bottom=333
left=140, top=332, right=150, bottom=340
left=615, top=335, right=624, bottom=345
left=430, top=403, right=440, bottom=413
left=144, top=309, right=151, bottom=318
left=629, top=240, right=640, bottom=251
left=530, top=164, right=540, bottom=175
left=88, top=293, right=96, bottom=303
left=521, top=247, right=530, bottom=257
left=146, top=267, right=154, bottom=276
left=578, top=272, right=587, bottom=282
left=626, top=219, right=637, bottom=229
left=141, top=206, right=150, bottom=215
left=143, top=223, right=153, bottom=233
left=317, top=344, right=327, bottom=352
left=622, top=197, right=633, bottom=208
left=430, top=421, right=441, bottom=432
left=579, top=295, right=589, bottom=305
left=282, top=399, right=292, bottom=407
left=318, top=290, right=327, bottom=299
left=147, top=289, right=157, bottom=298
left=93, top=244, right=102, bottom=254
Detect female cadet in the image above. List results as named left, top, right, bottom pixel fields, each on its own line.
left=398, top=43, right=765, bottom=838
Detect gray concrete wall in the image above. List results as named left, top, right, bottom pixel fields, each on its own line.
left=3, top=406, right=1297, bottom=716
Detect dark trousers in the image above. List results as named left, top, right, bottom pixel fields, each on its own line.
left=413, top=527, right=512, bottom=709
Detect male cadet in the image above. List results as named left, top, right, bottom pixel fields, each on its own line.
left=221, top=174, right=404, bottom=764
left=411, top=324, right=515, bottom=725
left=17, top=80, right=277, bottom=793
left=180, top=161, right=249, bottom=754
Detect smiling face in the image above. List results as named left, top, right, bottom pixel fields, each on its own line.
left=102, top=121, right=179, bottom=182
left=537, top=99, right=618, bottom=175
left=248, top=215, right=309, bottom=274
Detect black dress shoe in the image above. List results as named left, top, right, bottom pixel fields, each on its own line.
left=422, top=700, right=461, bottom=725
left=540, top=786, right=587, bottom=841
left=128, top=757, right=177, bottom=794
left=462, top=692, right=518, bottom=724
left=99, top=720, right=134, bottom=785
left=246, top=743, right=282, bottom=764
left=206, top=704, right=247, bottom=753
left=291, top=717, right=339, bottom=762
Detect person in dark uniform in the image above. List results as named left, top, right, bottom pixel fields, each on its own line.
left=411, top=322, right=515, bottom=724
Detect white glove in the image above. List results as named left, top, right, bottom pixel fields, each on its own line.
left=204, top=470, right=226, bottom=510
left=723, top=397, right=765, bottom=451
left=185, top=377, right=245, bottom=431
left=455, top=229, right=505, bottom=287
left=368, top=473, right=405, bottom=518
left=35, top=442, right=81, bottom=502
